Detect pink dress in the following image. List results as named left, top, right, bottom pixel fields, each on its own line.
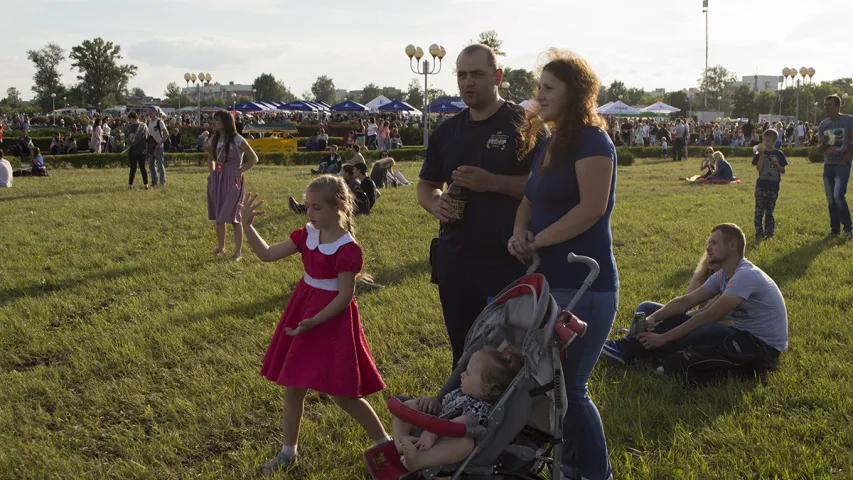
left=260, top=224, right=385, bottom=398
left=207, top=136, right=246, bottom=224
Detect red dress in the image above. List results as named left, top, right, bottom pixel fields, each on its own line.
left=260, top=224, right=385, bottom=398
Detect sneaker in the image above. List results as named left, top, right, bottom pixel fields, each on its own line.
left=128, top=184, right=133, bottom=189
left=144, top=185, right=149, bottom=190
left=600, top=340, right=629, bottom=365
left=261, top=452, right=296, bottom=475
left=288, top=196, right=300, bottom=214
left=845, top=231, right=853, bottom=241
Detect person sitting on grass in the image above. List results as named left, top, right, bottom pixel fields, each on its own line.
left=50, top=133, right=63, bottom=155
left=63, top=134, right=78, bottom=154
left=312, top=145, right=342, bottom=174
left=348, top=144, right=366, bottom=166
left=353, top=162, right=378, bottom=211
left=703, top=151, right=735, bottom=182
left=700, top=147, right=716, bottom=176
left=0, top=149, right=12, bottom=188
left=197, top=131, right=210, bottom=152
left=30, top=147, right=49, bottom=177
left=305, top=134, right=319, bottom=152
left=601, top=223, right=787, bottom=384
left=391, top=346, right=524, bottom=472
left=369, top=151, right=412, bottom=188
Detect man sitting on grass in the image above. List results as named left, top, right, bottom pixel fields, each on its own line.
left=601, top=223, right=787, bottom=384
left=312, top=145, right=342, bottom=174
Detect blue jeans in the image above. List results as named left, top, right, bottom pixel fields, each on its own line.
left=148, top=146, right=166, bottom=185
left=823, top=163, right=852, bottom=234
left=551, top=288, right=618, bottom=480
left=617, top=302, right=734, bottom=361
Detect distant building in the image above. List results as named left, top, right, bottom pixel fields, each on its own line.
left=731, top=75, right=784, bottom=93
left=649, top=88, right=666, bottom=98
left=182, top=81, right=253, bottom=101
left=334, top=89, right=349, bottom=102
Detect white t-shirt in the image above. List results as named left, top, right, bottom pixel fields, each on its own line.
left=147, top=118, right=168, bottom=143
left=796, top=124, right=805, bottom=136
left=367, top=123, right=378, bottom=136
left=0, top=159, right=12, bottom=187
left=103, top=123, right=111, bottom=136
left=85, top=124, right=93, bottom=135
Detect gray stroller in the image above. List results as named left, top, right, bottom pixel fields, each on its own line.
left=365, top=253, right=600, bottom=480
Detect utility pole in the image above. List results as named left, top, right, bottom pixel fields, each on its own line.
left=703, top=0, right=709, bottom=109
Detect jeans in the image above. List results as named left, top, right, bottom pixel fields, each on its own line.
left=673, top=138, right=685, bottom=161
left=128, top=151, right=148, bottom=186
left=551, top=288, right=618, bottom=480
left=147, top=146, right=166, bottom=186
left=617, top=302, right=734, bottom=361
left=754, top=187, right=779, bottom=237
left=823, top=163, right=852, bottom=234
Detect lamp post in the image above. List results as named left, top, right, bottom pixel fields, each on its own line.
left=682, top=88, right=694, bottom=121
left=702, top=0, right=709, bottom=109
left=186, top=73, right=212, bottom=125
left=717, top=95, right=722, bottom=113
left=51, top=93, right=56, bottom=125
left=405, top=42, right=446, bottom=148
left=232, top=93, right=237, bottom=111
left=252, top=88, right=257, bottom=102
left=500, top=81, right=525, bottom=102
left=63, top=96, right=66, bottom=108
left=782, top=67, right=814, bottom=122
left=814, top=101, right=819, bottom=124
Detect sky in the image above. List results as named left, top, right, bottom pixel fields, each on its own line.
left=1, top=0, right=850, bottom=103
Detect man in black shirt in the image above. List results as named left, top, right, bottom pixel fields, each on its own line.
left=312, top=145, right=342, bottom=174
left=417, top=44, right=532, bottom=367
left=354, top=162, right=377, bottom=210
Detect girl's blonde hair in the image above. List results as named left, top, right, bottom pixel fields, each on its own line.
left=478, top=345, right=525, bottom=403
left=305, top=175, right=357, bottom=238
left=712, top=151, right=725, bottom=163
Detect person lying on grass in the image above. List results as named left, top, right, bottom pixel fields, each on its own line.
left=392, top=346, right=524, bottom=472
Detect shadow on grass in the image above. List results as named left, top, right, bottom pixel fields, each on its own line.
left=0, top=263, right=143, bottom=307
left=372, top=257, right=431, bottom=287
left=0, top=185, right=126, bottom=203
left=761, top=238, right=828, bottom=287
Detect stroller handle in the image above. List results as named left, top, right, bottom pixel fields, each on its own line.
left=561, top=253, right=600, bottom=314
left=526, top=252, right=541, bottom=275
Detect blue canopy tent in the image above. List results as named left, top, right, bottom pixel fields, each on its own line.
left=428, top=101, right=465, bottom=113
left=279, top=101, right=318, bottom=112
left=316, top=101, right=332, bottom=110
left=234, top=102, right=269, bottom=112
left=330, top=100, right=369, bottom=112
left=304, top=101, right=328, bottom=111
left=256, top=101, right=280, bottom=111
left=377, top=100, right=418, bottom=112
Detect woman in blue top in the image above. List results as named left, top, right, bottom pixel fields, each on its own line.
left=508, top=49, right=618, bottom=480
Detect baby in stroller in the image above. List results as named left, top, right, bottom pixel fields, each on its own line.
left=392, top=346, right=524, bottom=472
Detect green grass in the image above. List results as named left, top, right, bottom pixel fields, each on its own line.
left=1, top=157, right=852, bottom=479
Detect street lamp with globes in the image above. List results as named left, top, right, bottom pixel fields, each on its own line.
left=252, top=88, right=257, bottom=102
left=51, top=93, right=56, bottom=125
left=782, top=67, right=815, bottom=124
left=500, top=81, right=525, bottom=102
left=405, top=42, right=446, bottom=148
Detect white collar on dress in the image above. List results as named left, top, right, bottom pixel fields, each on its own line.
left=305, top=223, right=354, bottom=255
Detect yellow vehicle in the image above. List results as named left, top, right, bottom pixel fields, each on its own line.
left=243, top=123, right=298, bottom=153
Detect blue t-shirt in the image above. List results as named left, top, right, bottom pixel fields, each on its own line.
left=420, top=103, right=531, bottom=263
left=713, top=159, right=735, bottom=180
left=524, top=127, right=619, bottom=292
left=703, top=259, right=788, bottom=351
left=752, top=149, right=788, bottom=192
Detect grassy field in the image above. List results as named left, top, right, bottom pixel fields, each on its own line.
left=1, top=156, right=852, bottom=480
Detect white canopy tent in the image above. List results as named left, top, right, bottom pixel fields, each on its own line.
left=365, top=95, right=393, bottom=113
left=596, top=101, right=641, bottom=116
left=639, top=101, right=680, bottom=114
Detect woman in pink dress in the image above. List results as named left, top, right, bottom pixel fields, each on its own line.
left=239, top=175, right=389, bottom=474
left=207, top=111, right=258, bottom=261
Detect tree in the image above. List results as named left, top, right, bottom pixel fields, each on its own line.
left=276, top=80, right=297, bottom=103
left=502, top=67, right=538, bottom=101
left=382, top=86, right=405, bottom=102
left=69, top=38, right=137, bottom=107
left=26, top=43, right=66, bottom=112
left=426, top=88, right=448, bottom=106
left=405, top=79, right=424, bottom=109
left=698, top=65, right=738, bottom=104
left=301, top=90, right=315, bottom=102
left=755, top=90, right=777, bottom=117
left=5, top=87, right=21, bottom=105
left=606, top=81, right=627, bottom=102
left=360, top=83, right=382, bottom=104
left=130, top=87, right=146, bottom=99
left=472, top=30, right=506, bottom=56
left=163, top=82, right=192, bottom=108
left=311, top=75, right=335, bottom=104
left=730, top=85, right=756, bottom=120
left=252, top=73, right=296, bottom=102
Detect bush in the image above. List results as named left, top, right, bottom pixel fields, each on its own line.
left=40, top=148, right=429, bottom=169
left=808, top=149, right=824, bottom=163
left=617, top=151, right=635, bottom=166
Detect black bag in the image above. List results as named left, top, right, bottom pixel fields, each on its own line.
left=660, top=329, right=779, bottom=385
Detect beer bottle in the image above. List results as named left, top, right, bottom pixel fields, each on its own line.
left=445, top=181, right=469, bottom=223
left=632, top=312, right=648, bottom=335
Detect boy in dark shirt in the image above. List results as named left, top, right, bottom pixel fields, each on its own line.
left=752, top=130, right=788, bottom=239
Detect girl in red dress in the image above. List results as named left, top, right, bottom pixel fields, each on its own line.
left=239, top=175, right=389, bottom=474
